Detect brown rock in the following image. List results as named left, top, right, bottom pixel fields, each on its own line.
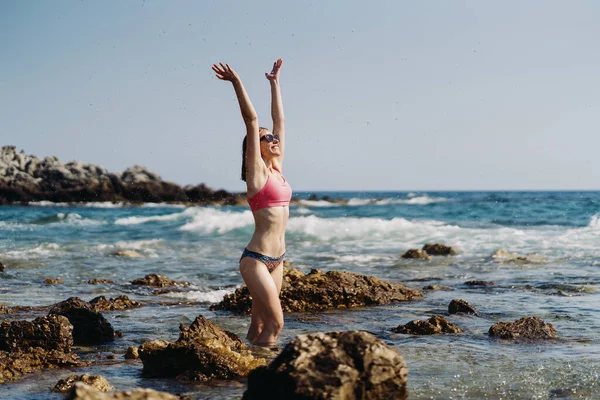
left=422, top=243, right=458, bottom=256
left=52, top=374, right=114, bottom=393
left=464, top=280, right=495, bottom=287
left=131, top=274, right=190, bottom=288
left=0, top=315, right=73, bottom=352
left=111, top=250, right=144, bottom=258
left=89, top=295, right=143, bottom=311
left=66, top=382, right=180, bottom=400
left=49, top=297, right=114, bottom=345
left=87, top=279, right=115, bottom=284
left=489, top=317, right=556, bottom=340
left=139, top=316, right=265, bottom=382
left=448, top=299, right=479, bottom=315
left=211, top=268, right=423, bottom=314
left=0, top=347, right=85, bottom=383
left=401, top=249, right=431, bottom=259
left=423, top=284, right=452, bottom=291
left=125, top=346, right=139, bottom=360
left=44, top=278, right=64, bottom=284
left=392, top=316, right=463, bottom=335
left=243, top=331, right=408, bottom=400
left=0, top=262, right=5, bottom=272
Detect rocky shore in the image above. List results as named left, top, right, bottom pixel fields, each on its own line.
left=0, top=146, right=244, bottom=205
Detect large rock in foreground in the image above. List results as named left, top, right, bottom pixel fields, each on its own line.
left=489, top=317, right=556, bottom=340
left=0, top=347, right=83, bottom=383
left=139, top=316, right=265, bottom=382
left=67, top=382, right=179, bottom=400
left=53, top=374, right=114, bottom=393
left=211, top=268, right=423, bottom=314
left=243, top=331, right=408, bottom=400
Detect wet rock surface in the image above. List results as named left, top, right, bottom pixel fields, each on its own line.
left=0, top=315, right=73, bottom=352
left=392, top=316, right=463, bottom=335
left=89, top=295, right=143, bottom=312
left=243, top=331, right=408, bottom=400
left=131, top=274, right=190, bottom=288
left=401, top=249, right=431, bottom=259
left=44, top=278, right=64, bottom=284
left=489, top=316, right=556, bottom=340
left=67, top=382, right=181, bottom=400
left=53, top=374, right=114, bottom=393
left=212, top=268, right=423, bottom=314
left=0, top=145, right=243, bottom=205
left=87, top=279, right=115, bottom=284
left=49, top=297, right=115, bottom=345
left=448, top=299, right=479, bottom=315
left=490, top=249, right=545, bottom=264
left=125, top=346, right=139, bottom=359
left=464, top=280, right=495, bottom=287
left=422, top=243, right=458, bottom=256
left=0, top=347, right=84, bottom=383
left=139, top=316, right=265, bottom=382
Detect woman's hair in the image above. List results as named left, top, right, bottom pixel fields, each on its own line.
left=241, top=127, right=269, bottom=181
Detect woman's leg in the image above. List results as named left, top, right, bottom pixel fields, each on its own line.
left=246, top=297, right=265, bottom=342
left=239, top=257, right=284, bottom=346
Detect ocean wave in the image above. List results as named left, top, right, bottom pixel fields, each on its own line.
left=114, top=208, right=197, bottom=225
left=1, top=243, right=61, bottom=259
left=28, top=201, right=185, bottom=209
left=28, top=212, right=103, bottom=226
left=345, top=195, right=447, bottom=206
left=179, top=208, right=253, bottom=233
left=296, top=200, right=342, bottom=207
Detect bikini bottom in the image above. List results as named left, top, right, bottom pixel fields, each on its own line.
left=240, top=248, right=285, bottom=273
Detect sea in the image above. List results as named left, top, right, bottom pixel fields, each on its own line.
left=1, top=191, right=599, bottom=399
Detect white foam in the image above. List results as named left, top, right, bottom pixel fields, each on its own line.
left=297, top=200, right=343, bottom=207
left=162, top=288, right=235, bottom=303
left=55, top=213, right=102, bottom=226
left=396, top=195, right=447, bottom=205
left=179, top=208, right=253, bottom=233
left=1, top=243, right=61, bottom=259
left=294, top=207, right=313, bottom=215
left=114, top=208, right=196, bottom=225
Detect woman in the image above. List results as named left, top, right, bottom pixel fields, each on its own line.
left=212, top=59, right=290, bottom=346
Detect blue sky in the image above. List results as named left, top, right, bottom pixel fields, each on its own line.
left=1, top=0, right=599, bottom=191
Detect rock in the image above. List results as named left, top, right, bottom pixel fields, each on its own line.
left=0, top=262, right=5, bottom=272
left=44, top=278, right=64, bottom=284
left=490, top=249, right=544, bottom=264
left=121, top=165, right=161, bottom=184
left=211, top=268, right=423, bottom=314
left=422, top=243, right=458, bottom=256
left=139, top=316, right=265, bottom=382
left=0, top=347, right=83, bottom=383
left=401, top=249, right=431, bottom=260
left=49, top=297, right=115, bottom=345
left=392, top=316, right=463, bottom=335
left=111, top=250, right=144, bottom=258
left=131, top=274, right=190, bottom=288
left=52, top=374, right=113, bottom=393
left=89, top=295, right=143, bottom=311
left=243, top=331, right=408, bottom=400
left=464, top=280, right=495, bottom=287
left=0, top=315, right=73, bottom=352
left=489, top=317, right=556, bottom=340
left=423, top=284, right=452, bottom=291
left=87, top=279, right=115, bottom=284
left=448, top=299, right=479, bottom=315
left=66, top=382, right=180, bottom=400
left=125, top=346, right=139, bottom=360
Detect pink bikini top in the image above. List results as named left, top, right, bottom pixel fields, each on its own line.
left=248, top=169, right=292, bottom=212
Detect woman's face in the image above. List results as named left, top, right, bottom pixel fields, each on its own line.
left=260, top=130, right=281, bottom=158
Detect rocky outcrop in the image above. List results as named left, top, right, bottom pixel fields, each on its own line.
left=448, top=299, right=479, bottom=315
left=489, top=317, right=556, bottom=340
left=489, top=249, right=545, bottom=264
left=49, top=297, right=115, bottom=345
left=401, top=249, right=431, bottom=259
left=52, top=374, right=114, bottom=393
left=138, top=316, right=265, bottom=382
left=67, top=382, right=180, bottom=400
left=88, top=279, right=115, bottom=284
left=125, top=346, right=139, bottom=359
left=243, top=331, right=408, bottom=400
left=89, top=296, right=143, bottom=312
left=422, top=243, right=458, bottom=256
left=392, top=316, right=463, bottom=335
left=0, top=146, right=243, bottom=205
left=131, top=274, right=190, bottom=288
left=212, top=268, right=423, bottom=314
left=0, top=315, right=85, bottom=383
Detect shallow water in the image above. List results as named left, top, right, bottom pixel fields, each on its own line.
left=1, top=191, right=599, bottom=399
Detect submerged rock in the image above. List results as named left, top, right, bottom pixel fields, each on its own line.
left=401, top=249, right=431, bottom=260
left=44, top=278, right=64, bottom=284
left=422, top=243, right=458, bottom=256
left=131, top=274, right=190, bottom=288
left=139, top=316, right=265, bottom=382
left=66, top=382, right=180, bottom=400
left=211, top=268, right=423, bottom=314
left=243, top=331, right=408, bottom=400
left=49, top=297, right=114, bottom=345
left=489, top=317, right=556, bottom=340
left=490, top=249, right=545, bottom=264
left=464, top=280, right=495, bottom=287
left=423, top=284, right=452, bottom=291
left=448, top=299, right=479, bottom=315
left=89, top=295, right=143, bottom=312
left=52, top=374, right=114, bottom=393
left=0, top=347, right=83, bottom=383
left=87, top=279, right=115, bottom=284
left=112, top=250, right=144, bottom=258
left=392, top=316, right=463, bottom=335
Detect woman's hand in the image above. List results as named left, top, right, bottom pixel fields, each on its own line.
left=212, top=63, right=239, bottom=83
left=265, top=58, right=283, bottom=82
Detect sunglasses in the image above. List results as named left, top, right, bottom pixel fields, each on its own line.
left=260, top=134, right=280, bottom=143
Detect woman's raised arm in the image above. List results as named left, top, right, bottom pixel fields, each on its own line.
left=265, top=59, right=285, bottom=162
